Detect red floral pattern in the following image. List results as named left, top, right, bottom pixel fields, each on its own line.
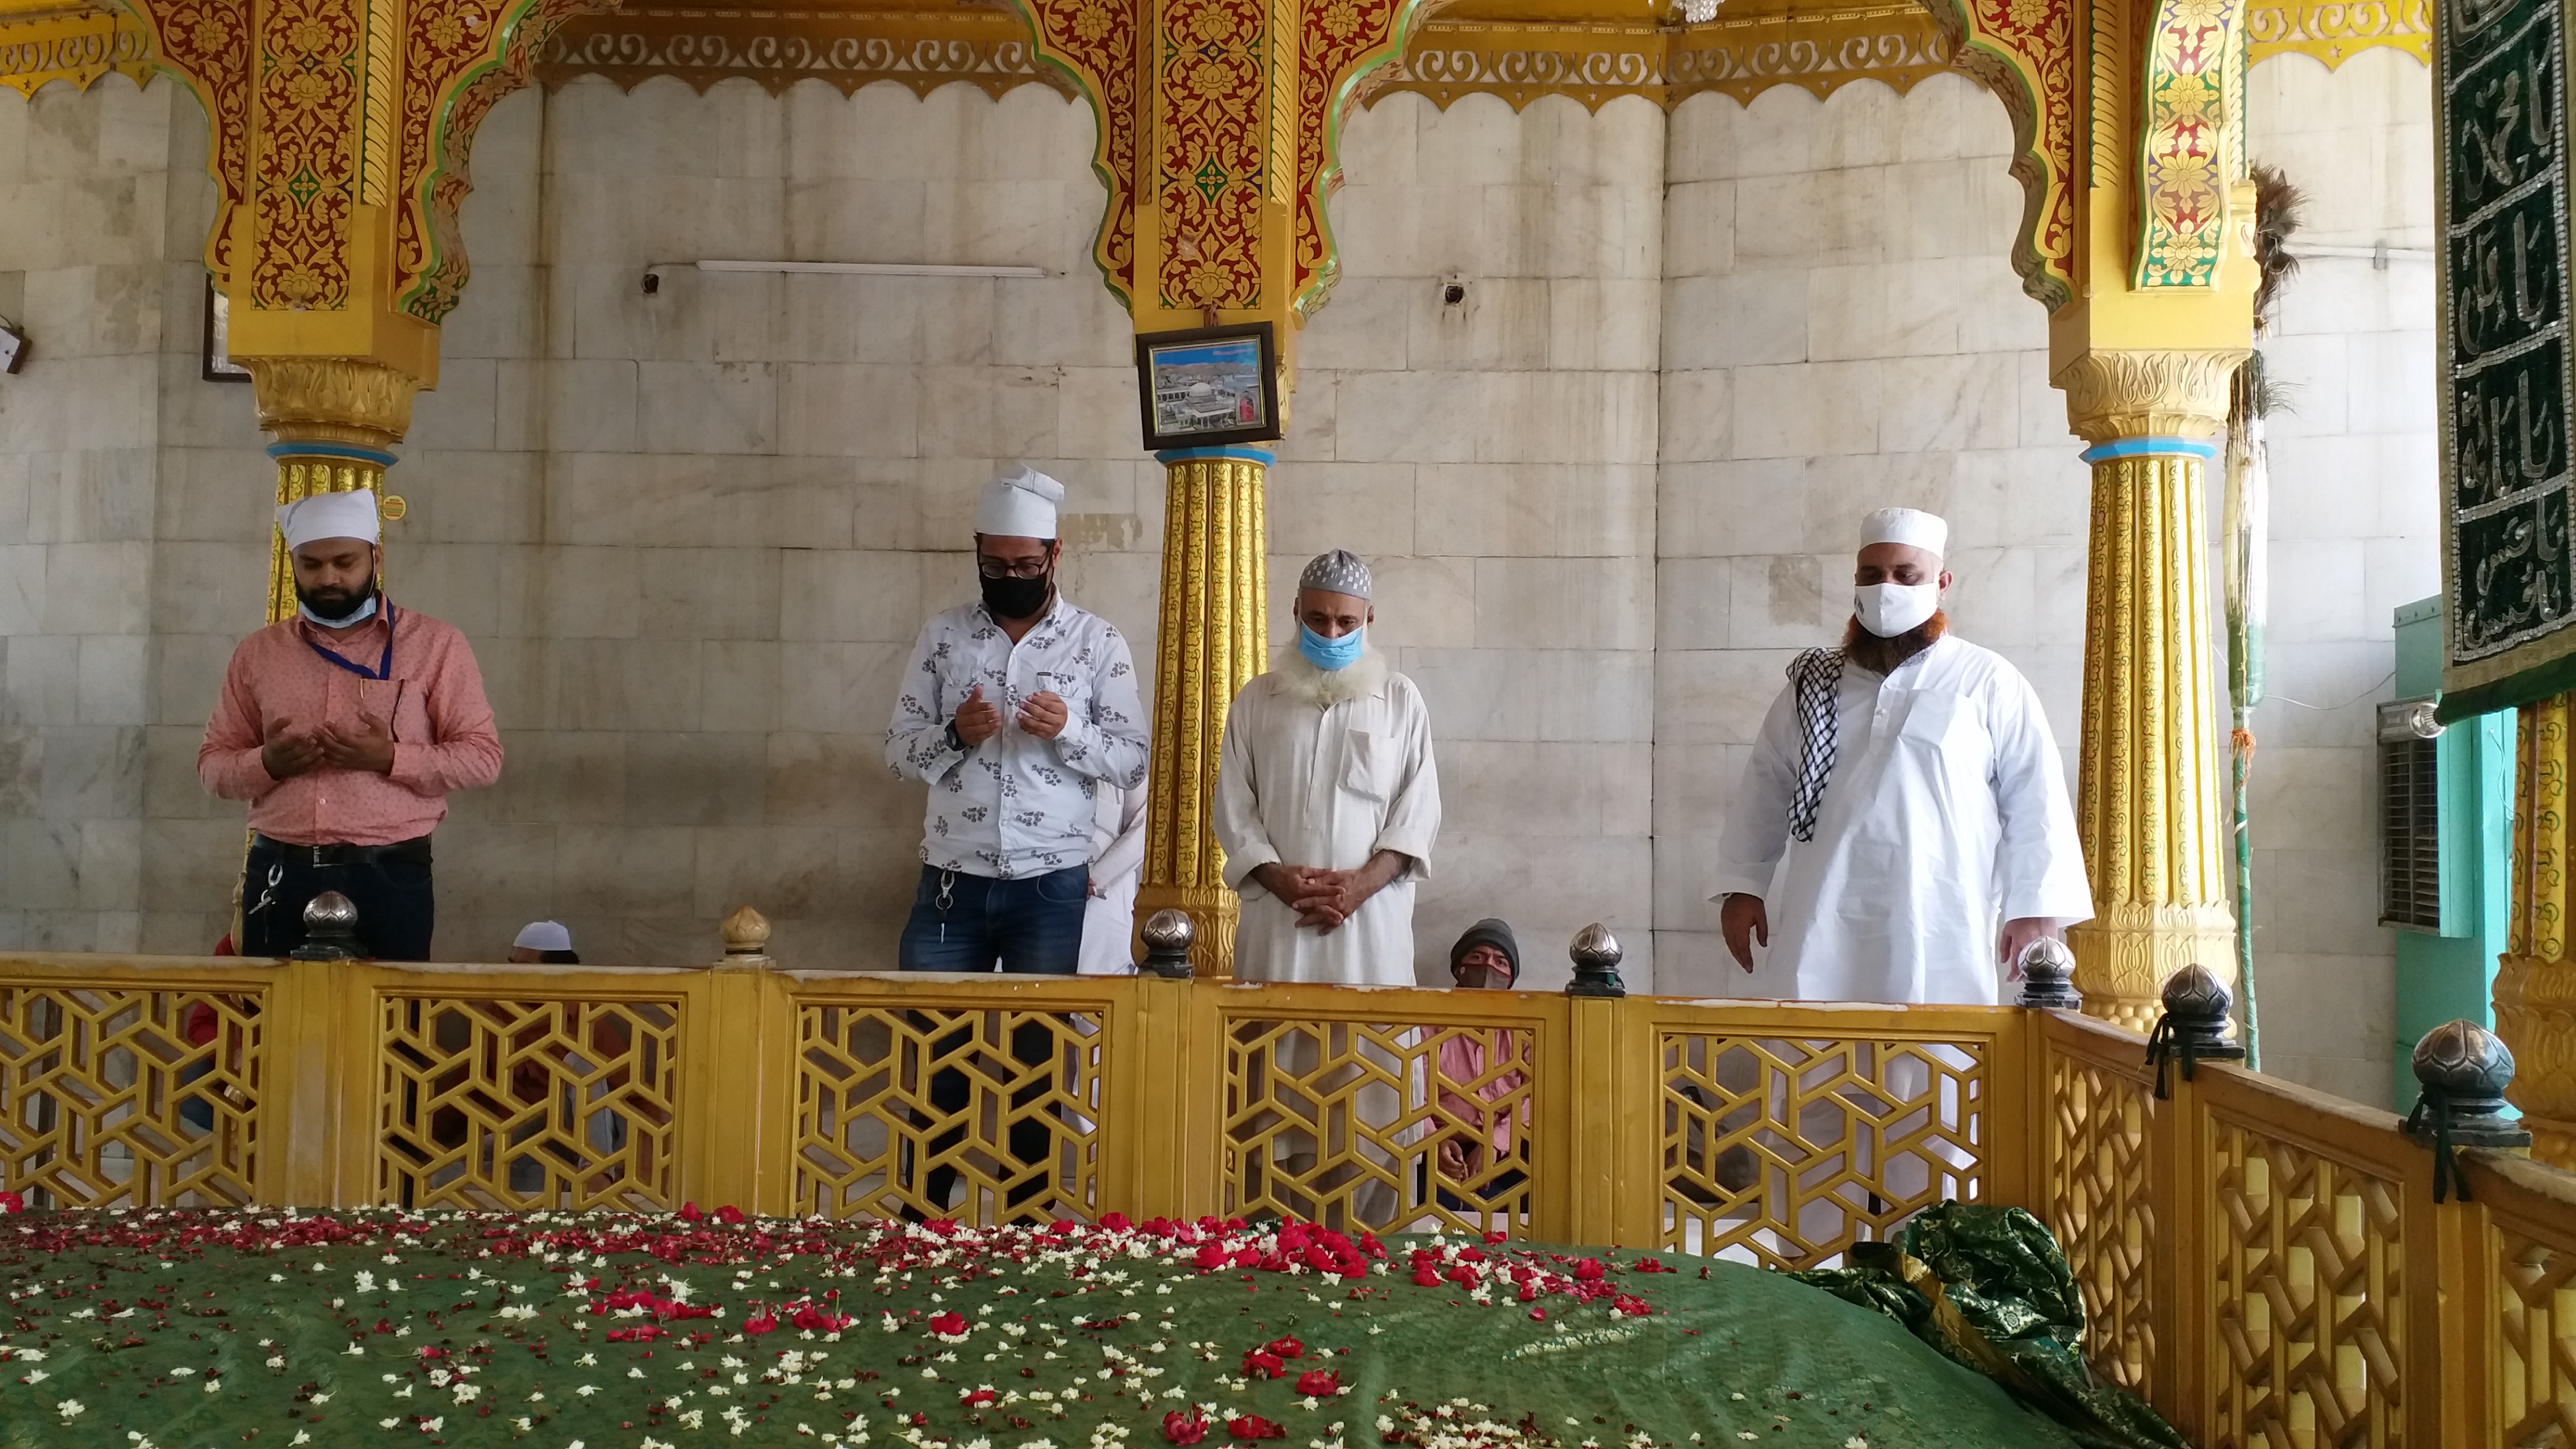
left=247, top=0, right=357, bottom=309
left=1931, top=0, right=2077, bottom=306
left=1022, top=0, right=1141, bottom=304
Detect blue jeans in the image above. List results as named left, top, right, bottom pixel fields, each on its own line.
left=896, top=864, right=1088, bottom=973
left=896, top=864, right=1086, bottom=1217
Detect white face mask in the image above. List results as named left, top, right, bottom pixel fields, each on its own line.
left=298, top=594, right=378, bottom=628
left=1854, top=580, right=1940, bottom=638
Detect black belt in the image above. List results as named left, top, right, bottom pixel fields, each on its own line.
left=253, top=833, right=434, bottom=867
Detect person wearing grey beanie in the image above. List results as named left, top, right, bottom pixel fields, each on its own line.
left=1448, top=918, right=1519, bottom=988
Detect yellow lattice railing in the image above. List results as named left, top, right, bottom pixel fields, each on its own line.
left=790, top=983, right=1113, bottom=1224
left=2203, top=1078, right=2412, bottom=1446
left=377, top=991, right=684, bottom=1212
left=1659, top=1026, right=1993, bottom=1268
left=2040, top=1012, right=2160, bottom=1394
left=0, top=972, right=270, bottom=1209
left=6, top=948, right=2576, bottom=1443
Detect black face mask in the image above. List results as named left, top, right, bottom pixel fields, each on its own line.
left=981, top=570, right=1052, bottom=622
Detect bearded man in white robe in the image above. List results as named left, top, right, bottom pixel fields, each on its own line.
left=1216, top=550, right=1442, bottom=985
left=1711, top=507, right=2092, bottom=1005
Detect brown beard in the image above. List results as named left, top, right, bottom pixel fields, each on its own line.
left=1843, top=611, right=1948, bottom=675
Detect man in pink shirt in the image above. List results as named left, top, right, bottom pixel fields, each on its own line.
left=1434, top=918, right=1529, bottom=1216
left=197, top=488, right=502, bottom=959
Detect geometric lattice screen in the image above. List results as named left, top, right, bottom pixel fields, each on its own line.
left=2047, top=1053, right=2158, bottom=1393
left=794, top=1005, right=1105, bottom=1224
left=2210, top=1122, right=2404, bottom=1448
left=1223, top=1017, right=1537, bottom=1238
left=2498, top=1225, right=2576, bottom=1449
left=1660, top=1034, right=1984, bottom=1270
left=377, top=996, right=678, bottom=1211
left=0, top=984, right=264, bottom=1208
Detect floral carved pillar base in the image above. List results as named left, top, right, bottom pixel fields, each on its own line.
left=2059, top=349, right=2245, bottom=1030
left=1135, top=448, right=1270, bottom=978
left=2498, top=695, right=2576, bottom=1168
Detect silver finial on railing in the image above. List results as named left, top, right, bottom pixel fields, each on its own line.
left=1139, top=910, right=1195, bottom=979
left=2015, top=937, right=2081, bottom=1009
left=1565, top=922, right=1626, bottom=998
left=2403, top=1019, right=2530, bottom=1202
left=288, top=891, right=362, bottom=961
left=2143, top=963, right=2242, bottom=1096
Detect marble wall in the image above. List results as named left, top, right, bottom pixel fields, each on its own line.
left=0, top=55, right=2437, bottom=1098
left=0, top=78, right=250, bottom=954
left=2237, top=49, right=2440, bottom=1104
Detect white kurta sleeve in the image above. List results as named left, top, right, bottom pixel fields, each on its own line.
left=1215, top=687, right=1280, bottom=892
left=1053, top=626, right=1151, bottom=789
left=1370, top=679, right=1442, bottom=878
left=1091, top=781, right=1150, bottom=888
left=1710, top=680, right=1802, bottom=901
left=884, top=619, right=967, bottom=784
left=1987, top=669, right=2095, bottom=924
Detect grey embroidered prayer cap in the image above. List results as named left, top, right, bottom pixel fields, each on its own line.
left=1298, top=550, right=1373, bottom=600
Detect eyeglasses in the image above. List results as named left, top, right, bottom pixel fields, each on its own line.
left=977, top=558, right=1050, bottom=580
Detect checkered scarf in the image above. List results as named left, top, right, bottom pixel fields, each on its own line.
left=1786, top=647, right=1844, bottom=842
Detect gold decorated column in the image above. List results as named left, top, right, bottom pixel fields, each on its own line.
left=2497, top=698, right=2576, bottom=1166
left=125, top=0, right=604, bottom=615
left=1137, top=449, right=1270, bottom=976
left=249, top=360, right=418, bottom=622
left=2059, top=351, right=2245, bottom=1029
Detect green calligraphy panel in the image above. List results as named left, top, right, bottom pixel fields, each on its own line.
left=2441, top=0, right=2576, bottom=711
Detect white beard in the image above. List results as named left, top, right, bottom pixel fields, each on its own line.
left=1273, top=646, right=1390, bottom=709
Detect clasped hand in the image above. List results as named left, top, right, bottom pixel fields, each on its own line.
left=261, top=712, right=394, bottom=780
left=953, top=685, right=1069, bottom=745
left=1252, top=859, right=1388, bottom=935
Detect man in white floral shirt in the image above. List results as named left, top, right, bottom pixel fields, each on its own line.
left=886, top=465, right=1151, bottom=971
left=884, top=465, right=1149, bottom=1218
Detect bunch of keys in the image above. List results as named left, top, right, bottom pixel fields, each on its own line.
left=246, top=860, right=285, bottom=918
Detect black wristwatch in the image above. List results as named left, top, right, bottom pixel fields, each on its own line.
left=945, top=719, right=966, bottom=752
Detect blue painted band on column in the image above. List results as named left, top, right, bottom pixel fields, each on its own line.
left=266, top=439, right=397, bottom=468
left=2077, top=435, right=2220, bottom=465
left=1154, top=446, right=1275, bottom=467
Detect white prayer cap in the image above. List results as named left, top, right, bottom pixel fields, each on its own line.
left=512, top=920, right=573, bottom=953
left=1858, top=506, right=1947, bottom=559
left=1298, top=550, right=1372, bottom=600
left=974, top=466, right=1064, bottom=539
left=276, top=489, right=381, bottom=551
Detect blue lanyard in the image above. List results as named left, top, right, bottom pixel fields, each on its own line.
left=301, top=604, right=396, bottom=681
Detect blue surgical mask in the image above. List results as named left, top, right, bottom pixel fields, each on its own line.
left=1298, top=623, right=1365, bottom=672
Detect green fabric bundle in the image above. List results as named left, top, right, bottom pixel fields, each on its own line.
left=1788, top=1203, right=2187, bottom=1449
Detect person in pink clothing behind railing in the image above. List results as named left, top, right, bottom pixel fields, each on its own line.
left=1433, top=918, right=1530, bottom=1216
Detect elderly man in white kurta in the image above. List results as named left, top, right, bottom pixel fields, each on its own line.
left=1711, top=507, right=2092, bottom=1006
left=1215, top=550, right=1442, bottom=984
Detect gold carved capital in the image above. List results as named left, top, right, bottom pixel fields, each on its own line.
left=245, top=357, right=420, bottom=450
left=2052, top=348, right=2248, bottom=444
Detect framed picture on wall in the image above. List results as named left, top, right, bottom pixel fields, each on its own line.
left=202, top=276, right=250, bottom=383
left=1133, top=321, right=1282, bottom=451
